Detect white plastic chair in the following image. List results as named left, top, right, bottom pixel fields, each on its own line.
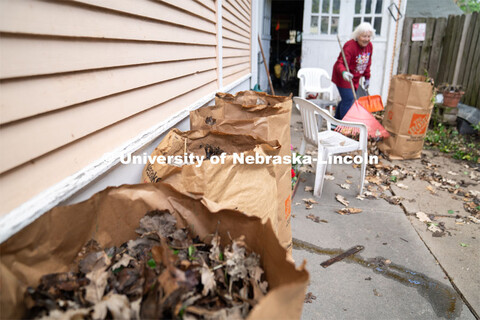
left=293, top=97, right=368, bottom=198
left=297, top=68, right=336, bottom=115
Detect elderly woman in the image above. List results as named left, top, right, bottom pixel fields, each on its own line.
left=332, top=22, right=374, bottom=119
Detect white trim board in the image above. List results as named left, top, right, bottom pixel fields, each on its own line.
left=0, top=74, right=252, bottom=244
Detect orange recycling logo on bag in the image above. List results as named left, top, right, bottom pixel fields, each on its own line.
left=388, top=111, right=394, bottom=120
left=285, top=195, right=291, bottom=220
left=408, top=113, right=429, bottom=135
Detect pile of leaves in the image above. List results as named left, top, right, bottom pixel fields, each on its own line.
left=25, top=210, right=268, bottom=319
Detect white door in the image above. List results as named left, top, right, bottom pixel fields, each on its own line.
left=301, top=0, right=406, bottom=101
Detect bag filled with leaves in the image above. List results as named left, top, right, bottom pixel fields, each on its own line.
left=0, top=183, right=309, bottom=319
left=190, top=91, right=293, bottom=256
left=141, top=129, right=281, bottom=235
left=378, top=74, right=435, bottom=160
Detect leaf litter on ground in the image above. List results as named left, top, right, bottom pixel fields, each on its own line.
left=25, top=210, right=269, bottom=319
left=336, top=208, right=363, bottom=215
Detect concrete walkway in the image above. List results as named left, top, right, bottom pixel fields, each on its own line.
left=289, top=106, right=478, bottom=320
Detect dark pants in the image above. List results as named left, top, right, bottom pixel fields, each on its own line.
left=335, top=86, right=355, bottom=120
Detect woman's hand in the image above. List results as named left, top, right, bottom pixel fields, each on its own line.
left=364, top=79, right=370, bottom=89
left=342, top=71, right=353, bottom=81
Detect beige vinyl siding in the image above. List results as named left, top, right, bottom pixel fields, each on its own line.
left=0, top=0, right=245, bottom=215
left=222, top=0, right=252, bottom=86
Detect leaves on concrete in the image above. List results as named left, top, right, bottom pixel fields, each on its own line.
left=304, top=292, right=317, bottom=303
left=335, top=194, right=349, bottom=207
left=416, top=211, right=446, bottom=237
left=303, top=198, right=318, bottom=209
left=306, top=214, right=328, bottom=223
left=336, top=208, right=362, bottom=215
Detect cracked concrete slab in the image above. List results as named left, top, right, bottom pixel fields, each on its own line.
left=408, top=215, right=480, bottom=315
left=289, top=106, right=478, bottom=319
left=292, top=169, right=475, bottom=319
left=391, top=176, right=471, bottom=217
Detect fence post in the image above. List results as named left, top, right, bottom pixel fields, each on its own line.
left=452, top=14, right=471, bottom=85
left=398, top=17, right=413, bottom=74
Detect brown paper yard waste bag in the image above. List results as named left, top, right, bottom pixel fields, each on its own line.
left=191, top=91, right=293, bottom=255
left=141, top=128, right=281, bottom=235
left=0, top=183, right=309, bottom=319
left=378, top=74, right=435, bottom=160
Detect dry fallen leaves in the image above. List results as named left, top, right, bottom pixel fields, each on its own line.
left=336, top=208, right=363, bottom=215
left=335, top=194, right=349, bottom=207
left=26, top=210, right=269, bottom=319
left=304, top=292, right=317, bottom=303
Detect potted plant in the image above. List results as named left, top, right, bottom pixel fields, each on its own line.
left=438, top=84, right=465, bottom=108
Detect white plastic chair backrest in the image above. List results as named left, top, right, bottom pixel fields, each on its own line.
left=297, top=68, right=334, bottom=100
left=294, top=97, right=334, bottom=146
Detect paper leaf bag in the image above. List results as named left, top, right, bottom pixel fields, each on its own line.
left=142, top=128, right=281, bottom=235
left=0, top=183, right=309, bottom=319
left=378, top=74, right=435, bottom=160
left=191, top=91, right=293, bottom=255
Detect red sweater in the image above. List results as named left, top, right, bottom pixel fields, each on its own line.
left=332, top=39, right=372, bottom=90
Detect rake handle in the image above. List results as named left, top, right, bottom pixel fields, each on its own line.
left=336, top=35, right=357, bottom=101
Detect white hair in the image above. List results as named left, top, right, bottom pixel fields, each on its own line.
left=352, top=22, right=375, bottom=40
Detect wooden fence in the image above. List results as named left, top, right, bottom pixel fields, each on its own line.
left=398, top=12, right=479, bottom=109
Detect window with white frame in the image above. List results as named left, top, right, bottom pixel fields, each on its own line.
left=353, top=0, right=383, bottom=35
left=310, top=0, right=340, bottom=35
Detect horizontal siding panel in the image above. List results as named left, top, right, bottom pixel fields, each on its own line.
left=222, top=19, right=250, bottom=39
left=0, top=81, right=218, bottom=216
left=223, top=0, right=250, bottom=25
left=69, top=0, right=216, bottom=34
left=0, top=1, right=216, bottom=44
left=223, top=62, right=250, bottom=77
left=222, top=28, right=250, bottom=44
left=229, top=0, right=250, bottom=21
left=158, top=0, right=216, bottom=23
left=241, top=0, right=252, bottom=10
left=222, top=4, right=250, bottom=34
left=223, top=69, right=250, bottom=87
left=0, top=36, right=216, bottom=79
left=223, top=0, right=250, bottom=24
left=223, top=38, right=250, bottom=49
left=223, top=47, right=250, bottom=58
left=0, top=59, right=217, bottom=124
left=223, top=56, right=250, bottom=68
left=194, top=0, right=216, bottom=11
left=0, top=70, right=218, bottom=173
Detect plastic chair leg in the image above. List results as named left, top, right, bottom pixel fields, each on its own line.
left=314, top=148, right=328, bottom=198
left=359, top=150, right=367, bottom=195
left=299, top=137, right=307, bottom=155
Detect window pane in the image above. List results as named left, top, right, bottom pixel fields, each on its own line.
left=374, top=17, right=382, bottom=34
left=355, top=0, right=362, bottom=13
left=322, top=0, right=330, bottom=14
left=321, top=16, right=329, bottom=34
left=331, top=17, right=339, bottom=34
left=365, top=0, right=372, bottom=14
left=353, top=17, right=361, bottom=30
left=312, top=0, right=319, bottom=13
left=364, top=17, right=372, bottom=24
left=310, top=16, right=319, bottom=34
left=333, top=0, right=340, bottom=14
left=375, top=0, right=383, bottom=13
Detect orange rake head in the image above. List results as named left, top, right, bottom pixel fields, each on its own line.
left=335, top=101, right=390, bottom=140
left=358, top=95, right=384, bottom=113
